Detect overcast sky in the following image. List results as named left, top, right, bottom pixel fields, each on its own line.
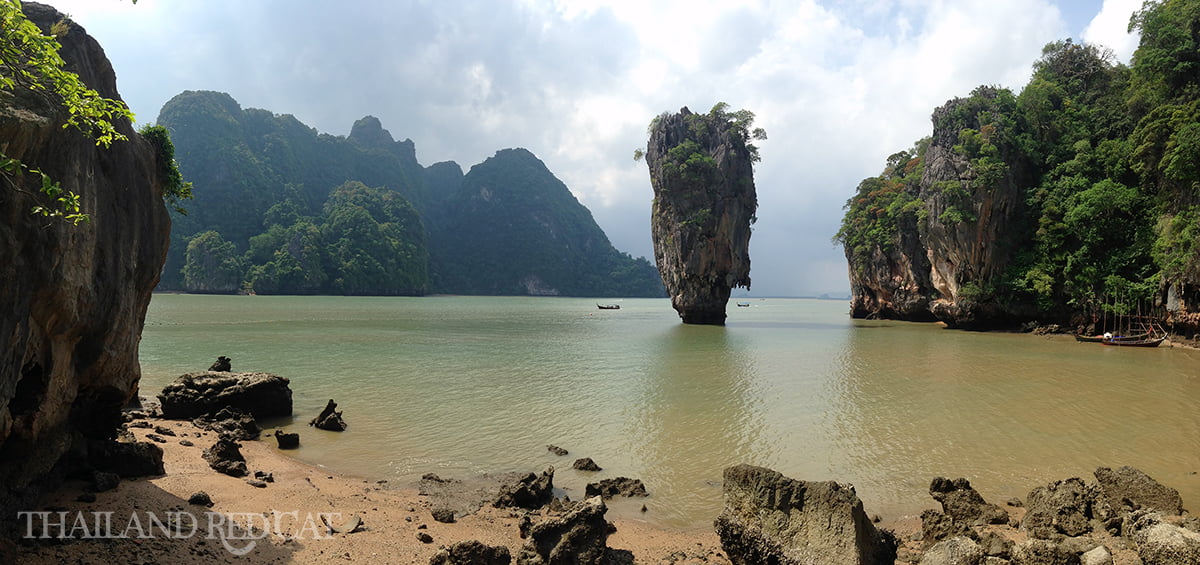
left=44, top=0, right=1144, bottom=297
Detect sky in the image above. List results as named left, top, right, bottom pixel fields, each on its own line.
left=41, top=0, right=1145, bottom=297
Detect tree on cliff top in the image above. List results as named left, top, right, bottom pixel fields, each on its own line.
left=634, top=102, right=767, bottom=165
left=0, top=1, right=190, bottom=222
left=0, top=0, right=133, bottom=222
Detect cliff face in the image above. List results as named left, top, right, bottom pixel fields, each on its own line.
left=429, top=148, right=664, bottom=297
left=843, top=89, right=1033, bottom=328
left=645, top=107, right=757, bottom=325
left=0, top=2, right=170, bottom=517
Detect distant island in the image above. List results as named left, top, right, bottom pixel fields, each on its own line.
left=157, top=91, right=665, bottom=298
left=836, top=1, right=1200, bottom=338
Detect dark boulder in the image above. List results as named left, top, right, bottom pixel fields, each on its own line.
left=310, top=399, right=347, bottom=431
left=88, top=440, right=165, bottom=477
left=714, top=464, right=896, bottom=565
left=929, top=477, right=1009, bottom=525
left=546, top=444, right=568, bottom=456
left=273, top=430, right=299, bottom=449
left=193, top=406, right=261, bottom=440
left=494, top=468, right=554, bottom=510
left=430, top=540, right=512, bottom=565
left=585, top=477, right=647, bottom=499
left=202, top=437, right=248, bottom=477
left=572, top=458, right=602, bottom=472
left=91, top=471, right=120, bottom=493
left=188, top=491, right=214, bottom=507
left=1094, top=466, right=1184, bottom=516
left=431, top=507, right=456, bottom=523
left=208, top=356, right=232, bottom=372
left=920, top=509, right=976, bottom=549
left=158, top=371, right=292, bottom=419
left=1022, top=477, right=1096, bottom=539
left=516, top=496, right=609, bottom=565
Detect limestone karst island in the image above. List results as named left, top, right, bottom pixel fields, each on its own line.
left=3, top=1, right=1200, bottom=564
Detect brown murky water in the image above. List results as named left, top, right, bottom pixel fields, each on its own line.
left=140, top=295, right=1200, bottom=529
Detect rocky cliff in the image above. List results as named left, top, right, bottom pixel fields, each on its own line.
left=0, top=1, right=170, bottom=530
left=841, top=88, right=1034, bottom=328
left=429, top=148, right=664, bottom=297
left=645, top=106, right=758, bottom=325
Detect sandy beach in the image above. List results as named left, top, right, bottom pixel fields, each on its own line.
left=16, top=415, right=732, bottom=564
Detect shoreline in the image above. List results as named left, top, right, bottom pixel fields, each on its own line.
left=17, top=414, right=731, bottom=564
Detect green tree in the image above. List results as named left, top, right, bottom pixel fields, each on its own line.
left=182, top=231, right=244, bottom=294
left=0, top=0, right=136, bottom=222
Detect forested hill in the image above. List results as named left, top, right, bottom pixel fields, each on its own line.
left=836, top=0, right=1200, bottom=335
left=156, top=90, right=664, bottom=297
left=431, top=148, right=664, bottom=296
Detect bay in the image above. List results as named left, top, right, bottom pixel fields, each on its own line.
left=139, top=294, right=1200, bottom=529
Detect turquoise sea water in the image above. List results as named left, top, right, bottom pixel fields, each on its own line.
left=138, top=295, right=1200, bottom=529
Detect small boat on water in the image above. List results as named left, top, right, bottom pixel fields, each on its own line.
left=1101, top=335, right=1166, bottom=347
left=1075, top=331, right=1152, bottom=343
left=596, top=304, right=620, bottom=310
left=736, top=302, right=750, bottom=307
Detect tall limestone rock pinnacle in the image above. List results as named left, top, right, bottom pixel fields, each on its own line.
left=644, top=106, right=760, bottom=325
left=0, top=2, right=171, bottom=531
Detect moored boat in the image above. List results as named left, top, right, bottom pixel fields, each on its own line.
left=597, top=304, right=620, bottom=310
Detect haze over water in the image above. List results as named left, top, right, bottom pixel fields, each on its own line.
left=139, top=295, right=1200, bottom=529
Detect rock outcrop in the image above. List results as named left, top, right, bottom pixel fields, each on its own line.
left=1022, top=477, right=1097, bottom=539
left=430, top=540, right=512, bottom=565
left=158, top=371, right=293, bottom=419
left=1093, top=465, right=1183, bottom=516
left=494, top=467, right=555, bottom=510
left=0, top=1, right=171, bottom=534
left=273, top=430, right=300, bottom=449
left=310, top=399, right=347, bottom=431
left=714, top=464, right=896, bottom=565
left=897, top=467, right=1192, bottom=565
left=929, top=477, right=1009, bottom=525
left=516, top=496, right=610, bottom=565
left=644, top=106, right=757, bottom=325
left=842, top=87, right=1036, bottom=328
left=202, top=437, right=248, bottom=477
left=584, top=477, right=648, bottom=499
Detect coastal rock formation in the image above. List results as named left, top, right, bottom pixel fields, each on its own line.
left=585, top=477, right=647, bottom=499
left=572, top=458, right=601, bottom=472
left=918, top=536, right=984, bottom=565
left=430, top=540, right=512, bottom=565
left=88, top=439, right=165, bottom=478
left=192, top=406, right=262, bottom=440
left=0, top=1, right=171, bottom=529
left=1022, top=477, right=1096, bottom=538
left=516, top=496, right=610, bottom=565
left=1129, top=511, right=1200, bottom=565
left=208, top=356, right=232, bottom=372
left=202, top=437, right=248, bottom=477
left=714, top=464, right=896, bottom=565
left=310, top=399, right=347, bottom=431
left=494, top=467, right=555, bottom=510
left=1093, top=466, right=1183, bottom=516
left=644, top=106, right=758, bottom=325
left=158, top=371, right=292, bottom=419
left=840, top=88, right=1035, bottom=328
left=273, top=429, right=300, bottom=449
left=929, top=477, right=1009, bottom=525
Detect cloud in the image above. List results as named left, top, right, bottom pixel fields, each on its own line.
left=44, top=0, right=1100, bottom=296
left=1082, top=0, right=1142, bottom=63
